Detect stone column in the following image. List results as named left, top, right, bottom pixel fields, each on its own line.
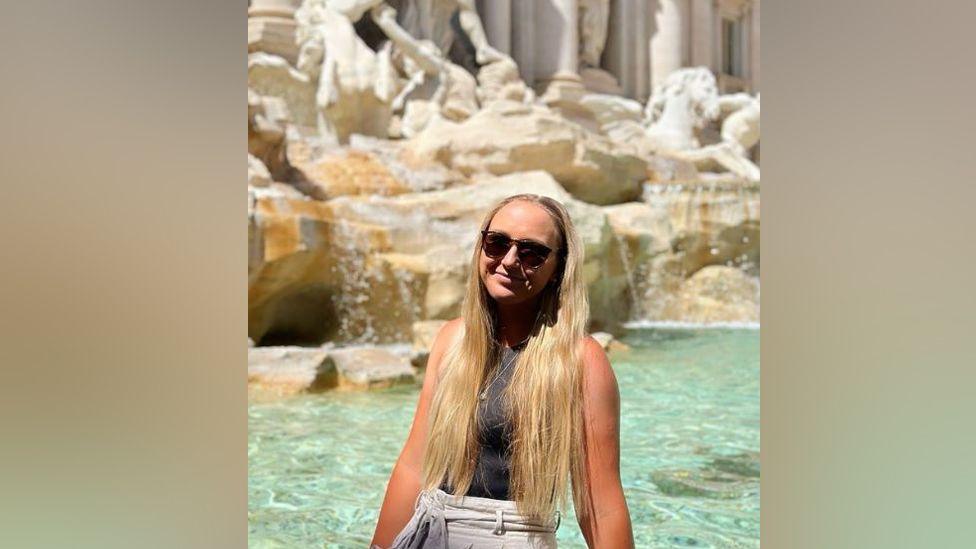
left=649, top=0, right=689, bottom=90
left=534, top=0, right=580, bottom=84
left=604, top=0, right=650, bottom=101
left=511, top=0, right=536, bottom=84
left=690, top=0, right=714, bottom=70
left=477, top=0, right=511, bottom=55
left=750, top=0, right=760, bottom=91
left=248, top=0, right=301, bottom=65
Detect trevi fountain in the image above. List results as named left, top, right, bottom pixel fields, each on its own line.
left=248, top=1, right=760, bottom=547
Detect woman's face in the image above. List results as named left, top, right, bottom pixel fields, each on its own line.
left=479, top=201, right=563, bottom=306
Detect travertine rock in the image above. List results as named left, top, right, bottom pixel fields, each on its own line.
left=600, top=178, right=760, bottom=321
left=592, top=331, right=631, bottom=353
left=247, top=346, right=338, bottom=397
left=328, top=346, right=417, bottom=390
left=248, top=53, right=317, bottom=129
left=402, top=100, right=647, bottom=205
left=247, top=186, right=399, bottom=345
left=410, top=319, right=447, bottom=369
left=248, top=154, right=273, bottom=187
left=661, top=265, right=759, bottom=323
left=412, top=319, right=447, bottom=353
left=248, top=88, right=293, bottom=180
left=290, top=149, right=411, bottom=200
left=645, top=180, right=760, bottom=279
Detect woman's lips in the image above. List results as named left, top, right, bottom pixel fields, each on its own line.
left=493, top=271, right=524, bottom=282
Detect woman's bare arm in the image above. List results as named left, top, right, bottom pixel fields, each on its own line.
left=575, top=336, right=635, bottom=548
left=369, top=318, right=462, bottom=548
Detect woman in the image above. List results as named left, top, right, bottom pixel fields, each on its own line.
left=370, top=194, right=634, bottom=548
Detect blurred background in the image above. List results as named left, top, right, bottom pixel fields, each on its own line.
left=247, top=1, right=760, bottom=546
left=5, top=2, right=972, bottom=548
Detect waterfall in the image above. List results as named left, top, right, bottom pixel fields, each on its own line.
left=612, top=230, right=642, bottom=321
left=332, top=218, right=378, bottom=343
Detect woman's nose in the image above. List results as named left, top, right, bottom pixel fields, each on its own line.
left=500, top=243, right=520, bottom=268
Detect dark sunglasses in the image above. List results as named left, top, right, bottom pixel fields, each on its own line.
left=480, top=230, right=555, bottom=269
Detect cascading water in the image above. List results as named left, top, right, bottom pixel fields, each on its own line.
left=332, top=218, right=378, bottom=343
left=612, top=230, right=643, bottom=321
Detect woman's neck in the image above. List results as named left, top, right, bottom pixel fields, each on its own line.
left=495, top=298, right=540, bottom=348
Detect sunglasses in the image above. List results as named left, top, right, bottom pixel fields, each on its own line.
left=480, top=230, right=555, bottom=269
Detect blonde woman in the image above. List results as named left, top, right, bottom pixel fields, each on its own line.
left=370, top=195, right=634, bottom=548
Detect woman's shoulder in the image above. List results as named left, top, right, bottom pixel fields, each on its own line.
left=428, top=318, right=464, bottom=360
left=580, top=334, right=618, bottom=400
left=438, top=317, right=464, bottom=343
left=580, top=334, right=609, bottom=364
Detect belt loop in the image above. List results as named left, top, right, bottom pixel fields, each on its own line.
left=493, top=508, right=504, bottom=535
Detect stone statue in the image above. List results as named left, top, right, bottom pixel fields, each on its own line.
left=644, top=67, right=721, bottom=152
left=369, top=3, right=480, bottom=136
left=539, top=65, right=752, bottom=176
left=397, top=0, right=505, bottom=66
left=717, top=92, right=760, bottom=158
left=673, top=92, right=760, bottom=181
left=248, top=88, right=292, bottom=181
left=295, top=0, right=398, bottom=144
left=579, top=0, right=610, bottom=68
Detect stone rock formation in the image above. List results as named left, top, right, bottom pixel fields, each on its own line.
left=661, top=265, right=760, bottom=323
left=248, top=154, right=273, bottom=187
left=248, top=346, right=338, bottom=399
left=288, top=148, right=411, bottom=199
left=602, top=178, right=759, bottom=320
left=328, top=345, right=417, bottom=389
left=402, top=100, right=647, bottom=205
left=249, top=87, right=294, bottom=181
left=248, top=169, right=639, bottom=346
left=248, top=53, right=317, bottom=129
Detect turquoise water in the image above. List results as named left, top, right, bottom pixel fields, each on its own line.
left=249, top=328, right=759, bottom=548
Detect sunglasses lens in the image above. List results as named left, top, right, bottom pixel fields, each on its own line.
left=518, top=247, right=547, bottom=268
left=483, top=233, right=511, bottom=257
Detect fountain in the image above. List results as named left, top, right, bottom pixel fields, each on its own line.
left=247, top=0, right=760, bottom=393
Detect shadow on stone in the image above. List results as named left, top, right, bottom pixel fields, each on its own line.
left=255, top=284, right=339, bottom=347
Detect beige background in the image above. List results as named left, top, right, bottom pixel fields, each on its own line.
left=0, top=1, right=974, bottom=547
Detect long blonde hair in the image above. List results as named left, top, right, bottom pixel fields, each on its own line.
left=421, top=194, right=591, bottom=520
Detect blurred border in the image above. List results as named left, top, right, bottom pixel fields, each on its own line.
left=762, top=1, right=976, bottom=547
left=0, top=1, right=974, bottom=547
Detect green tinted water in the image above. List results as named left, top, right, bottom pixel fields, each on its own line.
left=249, top=328, right=759, bottom=548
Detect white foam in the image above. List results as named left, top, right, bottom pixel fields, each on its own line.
left=623, top=320, right=760, bottom=330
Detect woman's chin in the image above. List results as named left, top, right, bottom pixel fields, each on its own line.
left=485, top=284, right=528, bottom=304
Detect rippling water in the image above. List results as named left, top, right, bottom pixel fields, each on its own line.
left=249, top=328, right=759, bottom=548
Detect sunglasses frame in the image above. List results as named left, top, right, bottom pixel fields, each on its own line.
left=480, top=230, right=556, bottom=268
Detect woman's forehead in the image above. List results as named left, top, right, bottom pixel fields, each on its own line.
left=488, top=201, right=560, bottom=244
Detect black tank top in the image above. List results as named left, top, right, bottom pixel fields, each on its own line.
left=439, top=343, right=523, bottom=500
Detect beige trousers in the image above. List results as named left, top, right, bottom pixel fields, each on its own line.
left=385, top=488, right=560, bottom=548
